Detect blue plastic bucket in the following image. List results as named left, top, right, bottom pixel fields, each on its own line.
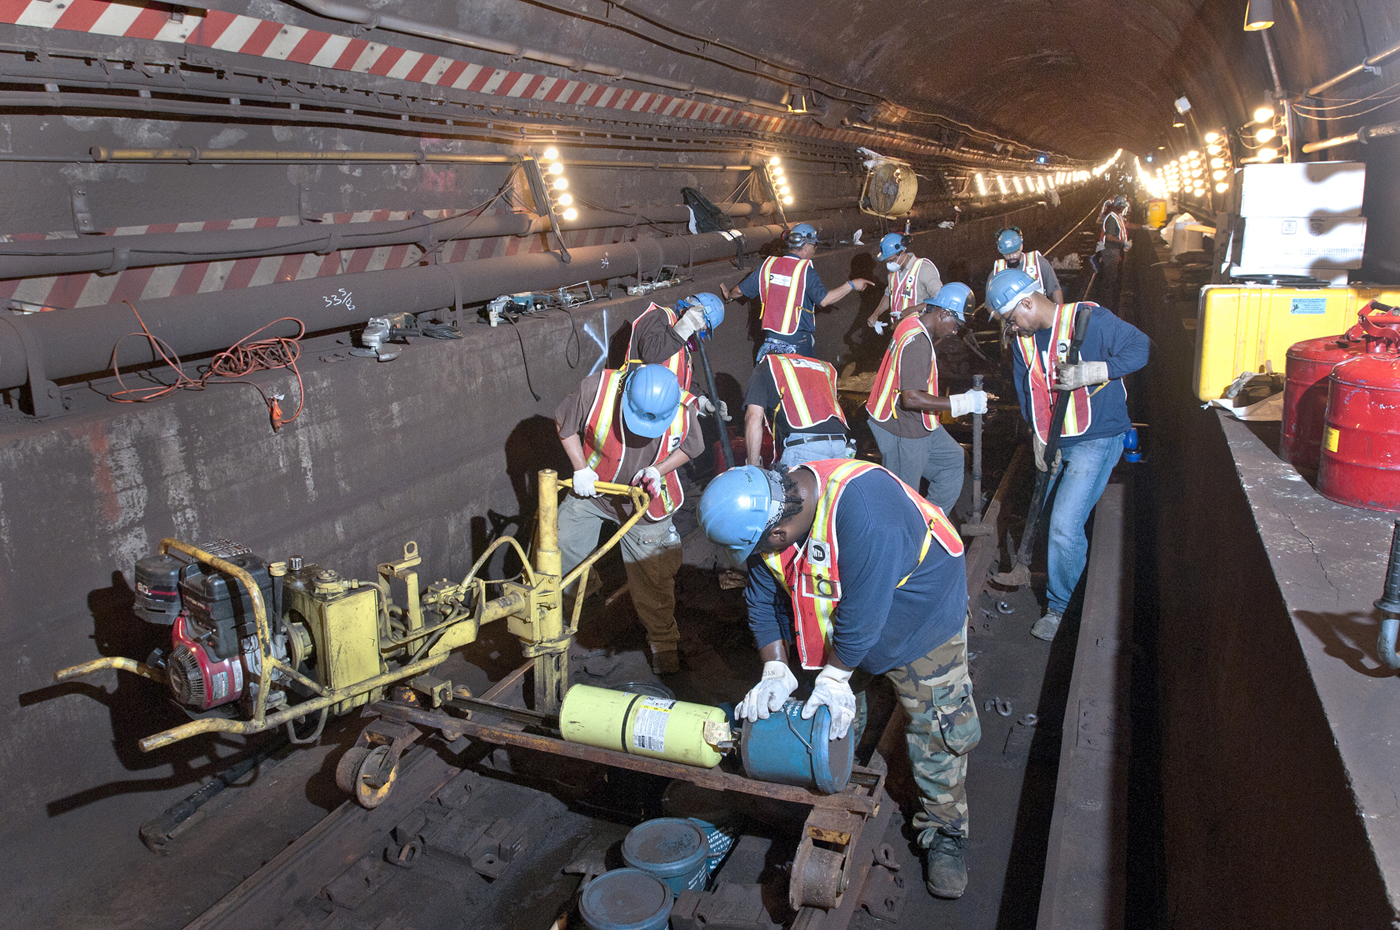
left=578, top=868, right=673, bottom=930
left=621, top=817, right=711, bottom=895
left=739, top=698, right=853, bottom=793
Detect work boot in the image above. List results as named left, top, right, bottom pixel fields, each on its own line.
left=924, top=831, right=968, bottom=899
left=649, top=646, right=680, bottom=675
left=1030, top=609, right=1063, bottom=642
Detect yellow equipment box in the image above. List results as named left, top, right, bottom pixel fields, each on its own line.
left=1194, top=285, right=1400, bottom=401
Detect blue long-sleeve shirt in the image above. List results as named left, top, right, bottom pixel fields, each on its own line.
left=737, top=254, right=831, bottom=341
left=1011, top=304, right=1150, bottom=449
left=745, top=468, right=967, bottom=674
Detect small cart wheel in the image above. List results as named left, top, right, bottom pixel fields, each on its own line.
left=341, top=744, right=398, bottom=809
left=335, top=746, right=369, bottom=795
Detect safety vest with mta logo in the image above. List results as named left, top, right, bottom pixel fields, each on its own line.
left=993, top=250, right=1046, bottom=294
left=889, top=257, right=937, bottom=318
left=1016, top=302, right=1098, bottom=444
left=763, top=354, right=847, bottom=433
left=758, top=255, right=813, bottom=336
left=583, top=369, right=694, bottom=521
left=625, top=302, right=691, bottom=389
left=865, top=314, right=939, bottom=431
left=761, top=459, right=964, bottom=670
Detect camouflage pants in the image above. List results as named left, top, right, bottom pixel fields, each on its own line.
left=883, top=620, right=980, bottom=845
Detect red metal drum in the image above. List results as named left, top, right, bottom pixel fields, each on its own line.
left=1318, top=353, right=1400, bottom=512
left=1282, top=304, right=1400, bottom=470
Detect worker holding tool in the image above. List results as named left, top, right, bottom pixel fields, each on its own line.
left=627, top=292, right=730, bottom=421
left=720, top=223, right=875, bottom=362
left=865, top=232, right=943, bottom=333
left=697, top=462, right=978, bottom=900
left=986, top=227, right=1063, bottom=304
left=865, top=283, right=987, bottom=515
left=986, top=267, right=1149, bottom=641
left=743, top=354, right=852, bottom=467
left=555, top=364, right=704, bottom=674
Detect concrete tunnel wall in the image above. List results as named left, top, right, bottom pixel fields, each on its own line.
left=0, top=201, right=1083, bottom=857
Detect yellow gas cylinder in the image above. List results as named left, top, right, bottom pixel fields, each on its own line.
left=559, top=684, right=730, bottom=768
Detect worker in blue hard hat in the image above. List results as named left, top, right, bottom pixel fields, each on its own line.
left=865, top=283, right=986, bottom=514
left=720, top=222, right=875, bottom=362
left=697, top=461, right=978, bottom=899
left=986, top=226, right=1062, bottom=304
left=555, top=363, right=704, bottom=674
left=626, top=292, right=731, bottom=420
left=985, top=267, right=1149, bottom=642
left=865, top=232, right=943, bottom=334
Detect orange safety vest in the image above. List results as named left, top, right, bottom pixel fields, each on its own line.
left=993, top=250, right=1045, bottom=293
left=1098, top=211, right=1126, bottom=250
left=1016, top=302, right=1098, bottom=444
left=889, top=257, right=937, bottom=319
left=758, top=255, right=813, bottom=336
left=625, top=302, right=691, bottom=388
left=865, top=314, right=939, bottom=431
left=583, top=369, right=694, bottom=521
left=761, top=460, right=964, bottom=669
left=763, top=354, right=847, bottom=434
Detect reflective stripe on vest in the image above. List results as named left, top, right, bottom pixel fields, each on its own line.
left=760, top=460, right=965, bottom=669
left=1098, top=212, right=1125, bottom=249
left=890, top=257, right=936, bottom=317
left=993, top=250, right=1045, bottom=294
left=1016, top=302, right=1096, bottom=443
left=765, top=354, right=848, bottom=432
left=758, top=255, right=812, bottom=336
left=865, top=314, right=939, bottom=431
left=583, top=369, right=693, bottom=520
left=625, top=302, right=691, bottom=388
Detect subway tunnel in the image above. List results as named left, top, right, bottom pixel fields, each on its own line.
left=2, top=1, right=1399, bottom=928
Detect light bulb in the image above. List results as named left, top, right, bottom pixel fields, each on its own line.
left=561, top=207, right=578, bottom=221
left=779, top=185, right=790, bottom=195
left=1258, top=147, right=1278, bottom=160
left=1215, top=182, right=1228, bottom=193
left=556, top=193, right=573, bottom=207
left=1255, top=127, right=1276, bottom=143
left=1204, top=131, right=1221, bottom=143
left=547, top=162, right=565, bottom=176
left=553, top=178, right=568, bottom=190
left=769, top=156, right=781, bottom=166
left=1211, top=157, right=1225, bottom=168
left=542, top=147, right=559, bottom=161
left=781, top=195, right=793, bottom=205
left=1207, top=144, right=1222, bottom=155
left=1253, top=106, right=1274, bottom=123
left=1213, top=169, right=1227, bottom=180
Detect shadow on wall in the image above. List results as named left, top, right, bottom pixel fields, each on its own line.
left=1292, top=609, right=1400, bottom=678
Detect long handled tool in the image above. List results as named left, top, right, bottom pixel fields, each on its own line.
left=694, top=337, right=734, bottom=469
left=993, top=305, right=1093, bottom=587
left=961, top=374, right=994, bottom=537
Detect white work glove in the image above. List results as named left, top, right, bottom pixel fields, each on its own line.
left=695, top=395, right=731, bottom=421
left=1031, top=430, right=1062, bottom=474
left=1054, top=360, right=1110, bottom=392
left=736, top=660, right=799, bottom=722
left=672, top=304, right=708, bottom=342
left=948, top=390, right=988, bottom=418
left=802, top=665, right=856, bottom=740
left=632, top=466, right=662, bottom=498
left=572, top=466, right=599, bottom=497
left=872, top=320, right=887, bottom=335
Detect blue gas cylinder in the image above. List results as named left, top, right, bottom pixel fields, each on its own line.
left=621, top=817, right=711, bottom=895
left=738, top=699, right=854, bottom=794
left=1123, top=426, right=1142, bottom=463
left=578, top=868, right=674, bottom=930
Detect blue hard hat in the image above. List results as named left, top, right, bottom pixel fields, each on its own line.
left=785, top=223, right=819, bottom=250
left=698, top=466, right=783, bottom=564
left=684, top=292, right=725, bottom=331
left=986, top=268, right=1039, bottom=316
left=995, top=227, right=1023, bottom=256
left=927, top=282, right=973, bottom=321
left=877, top=232, right=907, bottom=261
left=621, top=364, right=682, bottom=438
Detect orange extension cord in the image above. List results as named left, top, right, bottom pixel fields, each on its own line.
left=110, top=300, right=306, bottom=431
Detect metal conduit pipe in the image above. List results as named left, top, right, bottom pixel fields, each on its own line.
left=1300, top=119, right=1400, bottom=154
left=285, top=0, right=788, bottom=113
left=1308, top=37, right=1400, bottom=97
left=0, top=201, right=793, bottom=280
left=0, top=217, right=863, bottom=390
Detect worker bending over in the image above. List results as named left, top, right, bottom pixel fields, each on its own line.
left=721, top=223, right=874, bottom=361
left=744, top=353, right=852, bottom=468
left=865, top=283, right=986, bottom=515
left=555, top=364, right=703, bottom=674
left=866, top=232, right=943, bottom=333
left=986, top=268, right=1149, bottom=641
left=626, top=292, right=730, bottom=420
left=699, top=462, right=979, bottom=899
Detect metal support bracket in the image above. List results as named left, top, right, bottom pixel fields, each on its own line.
left=70, top=186, right=98, bottom=235
left=0, top=315, right=64, bottom=417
